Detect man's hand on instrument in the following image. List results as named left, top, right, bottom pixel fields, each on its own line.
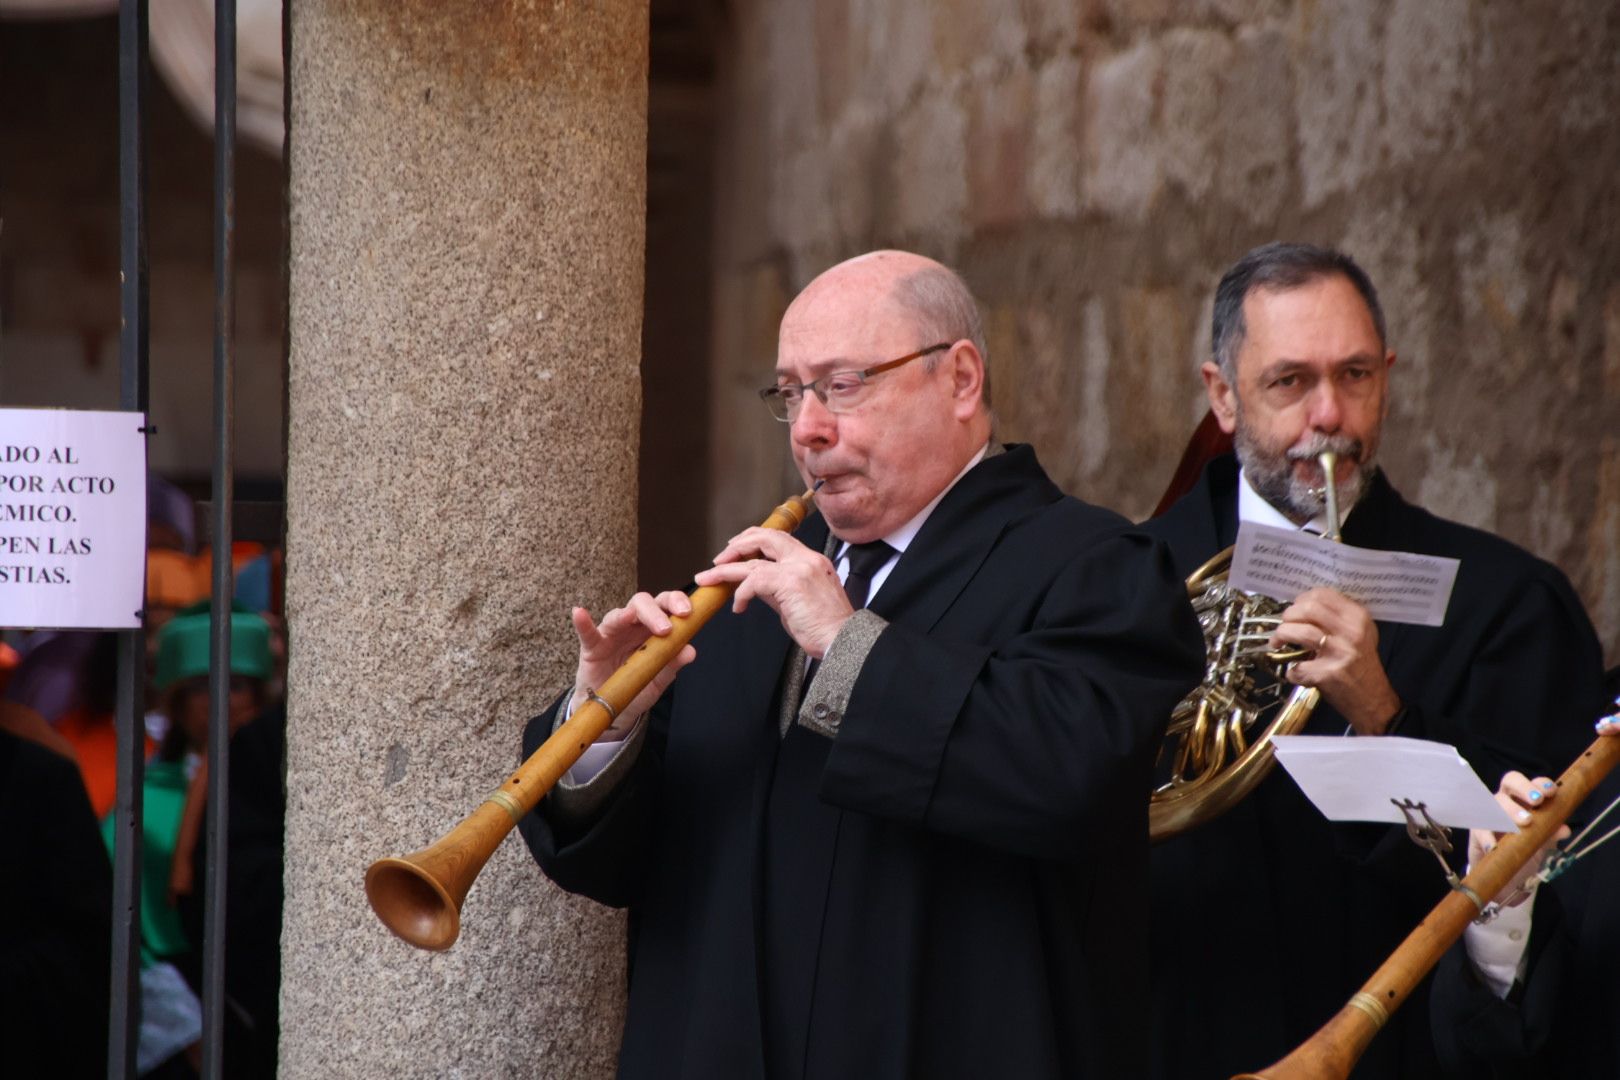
left=693, top=526, right=852, bottom=659
left=1270, top=586, right=1403, bottom=735
left=569, top=590, right=697, bottom=740
left=1469, top=770, right=1571, bottom=906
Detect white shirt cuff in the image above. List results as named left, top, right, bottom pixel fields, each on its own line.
left=1463, top=891, right=1537, bottom=999
left=566, top=739, right=626, bottom=785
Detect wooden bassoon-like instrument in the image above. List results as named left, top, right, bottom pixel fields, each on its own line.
left=364, top=487, right=819, bottom=951
left=1234, top=731, right=1620, bottom=1079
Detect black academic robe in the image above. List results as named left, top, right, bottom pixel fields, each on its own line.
left=0, top=727, right=113, bottom=1080
left=520, top=444, right=1205, bottom=1080
left=179, top=702, right=286, bottom=1080
left=1142, top=455, right=1607, bottom=1080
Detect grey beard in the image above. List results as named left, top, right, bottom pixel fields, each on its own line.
left=1234, top=426, right=1372, bottom=526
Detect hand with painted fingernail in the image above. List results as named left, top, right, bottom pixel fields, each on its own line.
left=1467, top=769, right=1573, bottom=905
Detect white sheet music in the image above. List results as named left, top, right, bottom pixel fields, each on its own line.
left=0, top=407, right=148, bottom=630
left=1271, top=735, right=1517, bottom=831
left=1229, top=521, right=1458, bottom=626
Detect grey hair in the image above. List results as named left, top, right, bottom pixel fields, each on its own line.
left=1211, top=242, right=1388, bottom=382
left=890, top=264, right=992, bottom=406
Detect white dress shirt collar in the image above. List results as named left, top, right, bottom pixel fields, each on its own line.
left=834, top=441, right=990, bottom=600
left=1236, top=466, right=1354, bottom=535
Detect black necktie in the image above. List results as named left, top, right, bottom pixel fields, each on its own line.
left=840, top=539, right=895, bottom=611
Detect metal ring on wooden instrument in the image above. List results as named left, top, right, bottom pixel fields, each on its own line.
left=585, top=688, right=619, bottom=723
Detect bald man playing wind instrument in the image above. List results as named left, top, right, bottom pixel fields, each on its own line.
left=519, top=250, right=1203, bottom=1080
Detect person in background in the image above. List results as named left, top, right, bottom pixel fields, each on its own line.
left=53, top=632, right=149, bottom=819
left=104, top=605, right=273, bottom=1078
left=178, top=698, right=287, bottom=1080
left=1430, top=692, right=1620, bottom=1076
left=2, top=629, right=100, bottom=727
left=159, top=603, right=287, bottom=1080
left=0, top=704, right=114, bottom=1080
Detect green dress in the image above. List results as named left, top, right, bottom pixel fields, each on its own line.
left=101, top=757, right=193, bottom=964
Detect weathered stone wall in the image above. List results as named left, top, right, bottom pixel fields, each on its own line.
left=707, top=0, right=1620, bottom=664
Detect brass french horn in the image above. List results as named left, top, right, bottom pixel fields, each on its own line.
left=1149, top=451, right=1341, bottom=841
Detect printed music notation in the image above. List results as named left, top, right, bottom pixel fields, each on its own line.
left=1229, top=522, right=1459, bottom=627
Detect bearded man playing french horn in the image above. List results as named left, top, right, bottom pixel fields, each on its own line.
left=1143, top=242, right=1610, bottom=1079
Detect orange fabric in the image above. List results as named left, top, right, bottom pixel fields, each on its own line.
left=55, top=707, right=156, bottom=819
left=230, top=541, right=266, bottom=567
left=146, top=544, right=269, bottom=610
left=147, top=550, right=210, bottom=609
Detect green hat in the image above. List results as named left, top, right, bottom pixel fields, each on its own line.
left=155, top=602, right=273, bottom=690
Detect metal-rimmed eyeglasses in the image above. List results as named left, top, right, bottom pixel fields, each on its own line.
left=758, top=343, right=952, bottom=422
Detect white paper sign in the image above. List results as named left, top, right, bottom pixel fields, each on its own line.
left=0, top=408, right=148, bottom=629
left=1229, top=521, right=1459, bottom=626
left=1270, top=734, right=1518, bottom=832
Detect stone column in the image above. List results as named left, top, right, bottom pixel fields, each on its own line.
left=282, top=4, right=646, bottom=1075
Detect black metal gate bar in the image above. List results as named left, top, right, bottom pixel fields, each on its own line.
left=201, top=0, right=238, bottom=1075
left=111, top=2, right=151, bottom=1076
